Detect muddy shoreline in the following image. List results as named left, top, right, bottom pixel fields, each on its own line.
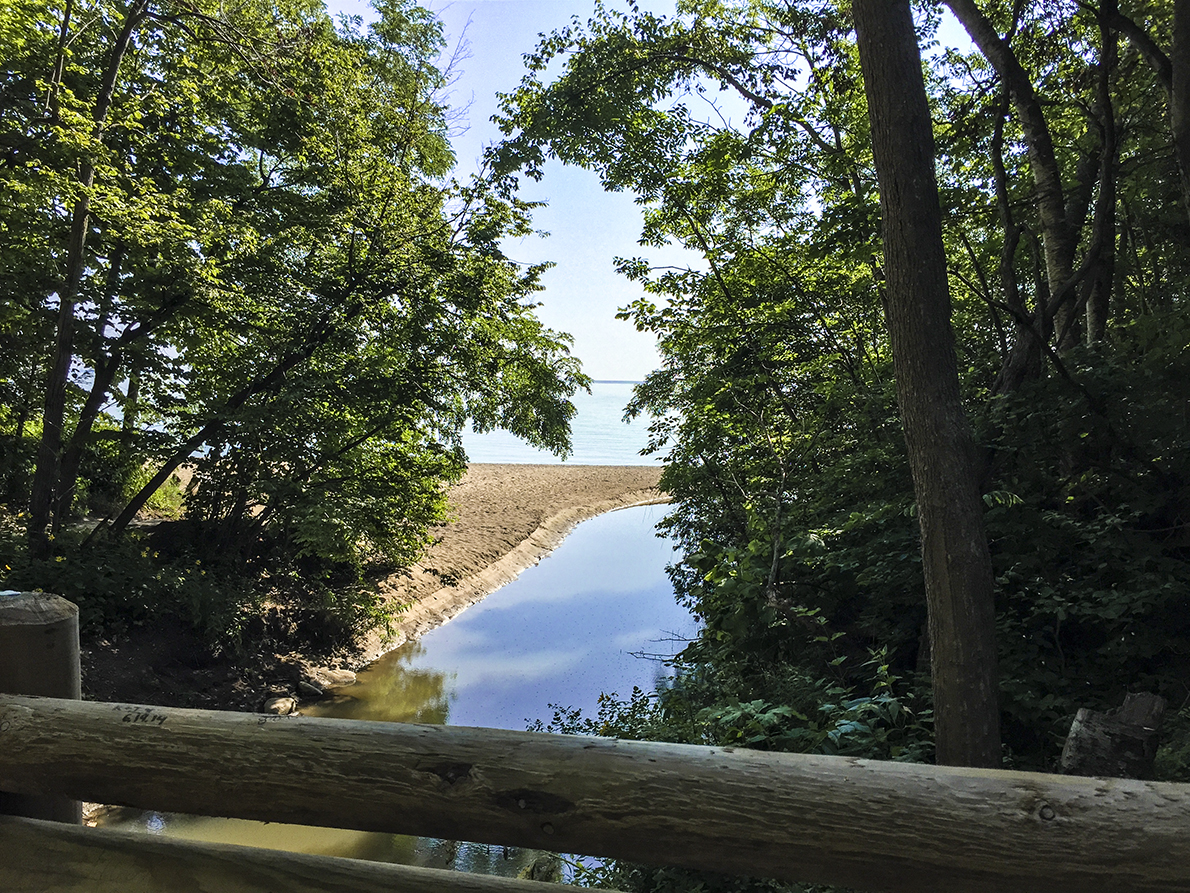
left=360, top=486, right=669, bottom=663
left=79, top=464, right=667, bottom=714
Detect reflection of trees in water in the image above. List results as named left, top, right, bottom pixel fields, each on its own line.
left=307, top=640, right=453, bottom=725
left=104, top=808, right=545, bottom=873
left=416, top=839, right=544, bottom=877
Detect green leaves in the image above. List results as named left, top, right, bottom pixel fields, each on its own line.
left=486, top=0, right=1190, bottom=780
left=1, top=0, right=590, bottom=639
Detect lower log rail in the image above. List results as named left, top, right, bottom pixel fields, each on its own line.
left=1, top=694, right=1188, bottom=892
left=0, top=815, right=587, bottom=893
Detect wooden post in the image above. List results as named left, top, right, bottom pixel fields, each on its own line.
left=0, top=591, right=81, bottom=823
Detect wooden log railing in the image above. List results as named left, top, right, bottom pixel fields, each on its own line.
left=1, top=693, right=1189, bottom=893
left=3, top=592, right=1190, bottom=892
left=0, top=813, right=567, bottom=893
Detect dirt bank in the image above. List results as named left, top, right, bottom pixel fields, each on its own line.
left=361, top=463, right=668, bottom=660
left=79, top=464, right=666, bottom=712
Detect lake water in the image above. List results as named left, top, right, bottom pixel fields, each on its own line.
left=306, top=504, right=691, bottom=729
left=105, top=504, right=695, bottom=876
left=464, top=380, right=658, bottom=465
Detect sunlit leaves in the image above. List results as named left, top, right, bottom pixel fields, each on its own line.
left=1, top=0, right=588, bottom=574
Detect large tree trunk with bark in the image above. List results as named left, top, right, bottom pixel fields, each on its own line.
left=852, top=0, right=1002, bottom=768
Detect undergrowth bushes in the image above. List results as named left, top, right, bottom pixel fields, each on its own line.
left=0, top=511, right=395, bottom=654
left=550, top=315, right=1190, bottom=893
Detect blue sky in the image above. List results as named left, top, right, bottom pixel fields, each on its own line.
left=327, top=1, right=972, bottom=382
left=329, top=0, right=690, bottom=382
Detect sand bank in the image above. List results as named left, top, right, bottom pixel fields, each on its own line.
left=357, top=464, right=667, bottom=663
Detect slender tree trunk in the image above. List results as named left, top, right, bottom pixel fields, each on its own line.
left=53, top=245, right=125, bottom=530
left=122, top=372, right=140, bottom=436
left=54, top=355, right=123, bottom=530
left=1086, top=7, right=1119, bottom=344
left=1109, top=2, right=1190, bottom=226
left=28, top=192, right=92, bottom=551
left=852, top=0, right=1002, bottom=768
left=944, top=0, right=1079, bottom=352
left=27, top=0, right=148, bottom=553
left=120, top=370, right=141, bottom=471
left=1173, top=0, right=1190, bottom=227
left=2, top=360, right=37, bottom=503
left=990, top=91, right=1042, bottom=395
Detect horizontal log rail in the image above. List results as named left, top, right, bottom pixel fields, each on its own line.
left=1, top=694, right=1189, bottom=892
left=0, top=814, right=574, bottom=893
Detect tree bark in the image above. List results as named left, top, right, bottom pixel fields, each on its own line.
left=852, top=0, right=1001, bottom=768
left=28, top=193, right=92, bottom=552
left=1059, top=692, right=1166, bottom=780
left=989, top=90, right=1043, bottom=395
left=1086, top=5, right=1119, bottom=344
left=53, top=245, right=125, bottom=530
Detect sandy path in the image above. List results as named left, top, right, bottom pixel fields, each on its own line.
left=356, top=464, right=666, bottom=663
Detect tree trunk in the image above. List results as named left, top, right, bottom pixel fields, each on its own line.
left=1059, top=692, right=1167, bottom=779
left=852, top=0, right=1002, bottom=768
left=1, top=358, right=38, bottom=502
left=28, top=194, right=92, bottom=553
left=54, top=354, right=123, bottom=528
left=53, top=246, right=125, bottom=530
left=1086, top=6, right=1119, bottom=344
left=1173, top=0, right=1190, bottom=227
left=26, top=1, right=148, bottom=553
left=944, top=0, right=1079, bottom=352
left=1109, top=1, right=1190, bottom=227
left=989, top=91, right=1043, bottom=395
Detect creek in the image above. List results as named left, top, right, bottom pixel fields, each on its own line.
left=102, top=504, right=697, bottom=878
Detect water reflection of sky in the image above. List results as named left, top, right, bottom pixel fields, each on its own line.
left=106, top=504, right=696, bottom=874
left=309, top=503, right=697, bottom=730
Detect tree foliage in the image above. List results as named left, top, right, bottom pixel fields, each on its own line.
left=0, top=0, right=587, bottom=639
left=493, top=0, right=1190, bottom=792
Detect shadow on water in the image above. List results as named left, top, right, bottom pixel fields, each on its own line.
left=311, top=639, right=453, bottom=725
left=99, top=504, right=697, bottom=877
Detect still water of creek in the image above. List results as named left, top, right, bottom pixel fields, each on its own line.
left=107, top=504, right=697, bottom=876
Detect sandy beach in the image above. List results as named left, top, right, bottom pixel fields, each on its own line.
left=358, top=463, right=667, bottom=661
